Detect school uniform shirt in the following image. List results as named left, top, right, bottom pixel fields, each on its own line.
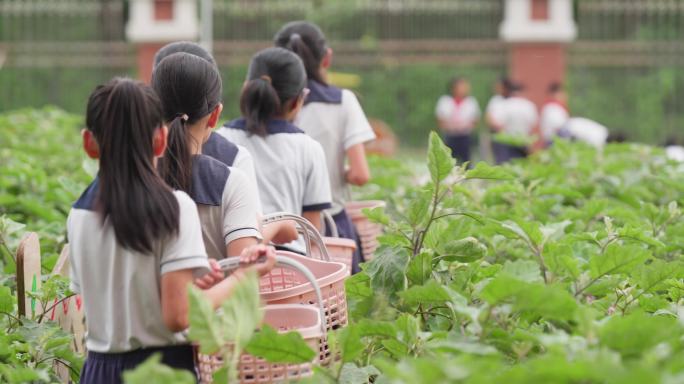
left=486, top=94, right=506, bottom=127
left=202, top=131, right=261, bottom=212
left=296, top=80, right=376, bottom=215
left=191, top=154, right=262, bottom=260
left=565, top=117, right=609, bottom=148
left=67, top=181, right=210, bottom=353
left=499, top=96, right=539, bottom=137
left=435, top=95, right=481, bottom=135
left=217, top=118, right=332, bottom=218
left=540, top=101, right=569, bottom=141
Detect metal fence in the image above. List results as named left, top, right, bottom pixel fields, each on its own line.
left=1, top=0, right=683, bottom=144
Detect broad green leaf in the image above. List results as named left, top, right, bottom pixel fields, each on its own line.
left=439, top=237, right=487, bottom=263
left=187, top=285, right=223, bottom=354
left=427, top=131, right=454, bottom=184
left=338, top=324, right=364, bottom=363
left=407, top=189, right=432, bottom=227
left=427, top=339, right=499, bottom=356
left=589, top=244, right=649, bottom=279
left=465, top=162, right=514, bottom=180
left=219, top=271, right=263, bottom=348
left=396, top=314, right=420, bottom=346
left=356, top=319, right=397, bottom=338
left=363, top=206, right=391, bottom=226
left=599, top=312, right=679, bottom=358
left=345, top=272, right=373, bottom=319
left=245, top=325, right=316, bottom=364
left=501, top=259, right=544, bottom=283
left=481, top=276, right=577, bottom=321
left=339, top=363, right=381, bottom=384
left=0, top=286, right=14, bottom=313
left=545, top=243, right=580, bottom=279
left=633, top=259, right=684, bottom=294
left=539, top=221, right=572, bottom=245
left=406, top=251, right=432, bottom=285
left=123, top=353, right=195, bottom=384
left=398, top=280, right=450, bottom=306
left=364, top=247, right=409, bottom=294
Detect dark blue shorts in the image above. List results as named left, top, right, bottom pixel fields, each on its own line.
left=443, top=134, right=472, bottom=164
left=325, top=210, right=363, bottom=274
left=80, top=344, right=197, bottom=384
left=492, top=141, right=528, bottom=164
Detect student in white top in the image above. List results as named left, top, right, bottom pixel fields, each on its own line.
left=153, top=53, right=294, bottom=261
left=274, top=21, right=375, bottom=272
left=540, top=82, right=570, bottom=144
left=434, top=77, right=481, bottom=164
left=219, top=47, right=333, bottom=232
left=491, top=80, right=539, bottom=164
left=153, top=42, right=298, bottom=246
left=70, top=78, right=275, bottom=383
left=485, top=77, right=507, bottom=131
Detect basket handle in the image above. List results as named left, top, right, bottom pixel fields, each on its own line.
left=322, top=210, right=339, bottom=238
left=218, top=255, right=327, bottom=337
left=261, top=212, right=331, bottom=262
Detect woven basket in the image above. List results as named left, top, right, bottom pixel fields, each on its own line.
left=345, top=201, right=386, bottom=261
left=197, top=256, right=327, bottom=384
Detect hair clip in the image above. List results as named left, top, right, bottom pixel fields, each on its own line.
left=260, top=75, right=272, bottom=84
left=290, top=33, right=302, bottom=41
left=177, top=113, right=189, bottom=122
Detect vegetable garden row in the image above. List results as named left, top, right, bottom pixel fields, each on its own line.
left=1, top=108, right=684, bottom=383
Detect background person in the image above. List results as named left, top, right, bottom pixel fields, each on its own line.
left=491, top=79, right=538, bottom=164
left=434, top=77, right=481, bottom=164
left=540, top=82, right=570, bottom=144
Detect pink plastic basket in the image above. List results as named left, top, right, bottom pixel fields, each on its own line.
left=197, top=304, right=323, bottom=384
left=312, top=237, right=356, bottom=274
left=345, top=200, right=386, bottom=261
left=197, top=256, right=327, bottom=384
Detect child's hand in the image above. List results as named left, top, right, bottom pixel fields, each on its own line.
left=239, top=244, right=276, bottom=277
left=194, top=259, right=224, bottom=289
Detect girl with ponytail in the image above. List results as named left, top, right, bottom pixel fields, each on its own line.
left=218, top=47, right=332, bottom=233
left=152, top=42, right=298, bottom=246
left=275, top=21, right=376, bottom=273
left=153, top=52, right=281, bottom=267
left=70, top=78, right=275, bottom=383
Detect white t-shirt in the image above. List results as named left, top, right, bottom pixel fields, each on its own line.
left=434, top=95, right=481, bottom=135
left=486, top=95, right=506, bottom=126
left=190, top=155, right=261, bottom=260
left=297, top=82, right=376, bottom=214
left=540, top=102, right=569, bottom=141
left=202, top=132, right=261, bottom=212
left=565, top=117, right=609, bottom=148
left=68, top=183, right=210, bottom=353
left=218, top=118, right=333, bottom=218
left=499, top=96, right=539, bottom=136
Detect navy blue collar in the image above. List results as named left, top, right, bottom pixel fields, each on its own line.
left=191, top=155, right=230, bottom=206
left=73, top=177, right=99, bottom=211
left=202, top=132, right=239, bottom=167
left=224, top=118, right=304, bottom=135
left=304, top=79, right=342, bottom=105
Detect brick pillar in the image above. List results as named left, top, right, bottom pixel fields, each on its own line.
left=510, top=43, right=566, bottom=108
left=126, top=0, right=199, bottom=83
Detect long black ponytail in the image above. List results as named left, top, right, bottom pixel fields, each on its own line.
left=240, top=47, right=306, bottom=136
left=152, top=52, right=223, bottom=193
left=85, top=78, right=179, bottom=254
left=274, top=21, right=328, bottom=85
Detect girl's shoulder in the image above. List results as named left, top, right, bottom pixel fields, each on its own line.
left=203, top=131, right=240, bottom=167
left=305, top=80, right=343, bottom=105
left=191, top=155, right=231, bottom=206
